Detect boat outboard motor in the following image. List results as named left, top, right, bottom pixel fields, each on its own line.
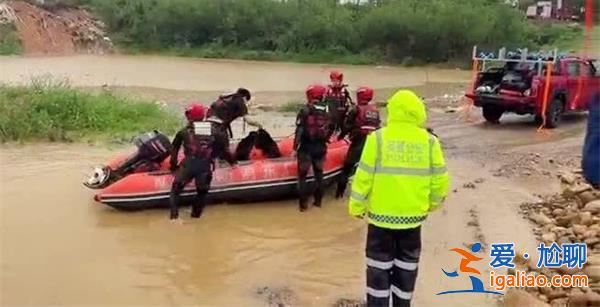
left=84, top=131, right=172, bottom=189
left=117, top=131, right=172, bottom=175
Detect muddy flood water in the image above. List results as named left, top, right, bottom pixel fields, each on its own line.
left=1, top=55, right=586, bottom=306
left=1, top=143, right=367, bottom=306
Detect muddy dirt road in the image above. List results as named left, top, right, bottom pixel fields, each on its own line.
left=0, top=56, right=588, bottom=306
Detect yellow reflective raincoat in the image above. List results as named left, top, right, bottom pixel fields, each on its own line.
left=348, top=90, right=450, bottom=229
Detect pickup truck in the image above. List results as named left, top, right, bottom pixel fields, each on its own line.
left=465, top=56, right=600, bottom=128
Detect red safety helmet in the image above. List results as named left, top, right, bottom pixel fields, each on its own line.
left=305, top=84, right=328, bottom=103
left=185, top=103, right=206, bottom=121
left=356, top=86, right=374, bottom=105
left=329, top=70, right=343, bottom=83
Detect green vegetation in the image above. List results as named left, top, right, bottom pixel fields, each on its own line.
left=72, top=0, right=560, bottom=64
left=23, top=0, right=92, bottom=10
left=0, top=24, right=23, bottom=55
left=532, top=23, right=583, bottom=51
left=128, top=45, right=381, bottom=65
left=0, top=80, right=180, bottom=142
left=19, top=0, right=596, bottom=64
left=539, top=24, right=600, bottom=52
left=279, top=101, right=305, bottom=113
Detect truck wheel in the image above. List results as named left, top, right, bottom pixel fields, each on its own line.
left=543, top=98, right=563, bottom=129
left=482, top=106, right=503, bottom=123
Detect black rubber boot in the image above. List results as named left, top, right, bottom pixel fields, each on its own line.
left=313, top=190, right=322, bottom=208
left=335, top=182, right=346, bottom=199
left=190, top=202, right=204, bottom=218
left=299, top=197, right=309, bottom=212
left=190, top=193, right=207, bottom=218
left=169, top=187, right=182, bottom=220
left=191, top=208, right=202, bottom=218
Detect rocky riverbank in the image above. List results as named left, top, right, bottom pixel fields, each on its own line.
left=504, top=171, right=600, bottom=307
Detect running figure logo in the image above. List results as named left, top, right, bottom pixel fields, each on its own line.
left=436, top=242, right=503, bottom=295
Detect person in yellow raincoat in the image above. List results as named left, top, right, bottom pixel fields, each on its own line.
left=349, top=90, right=450, bottom=306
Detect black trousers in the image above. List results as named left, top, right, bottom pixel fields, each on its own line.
left=169, top=158, right=212, bottom=219
left=337, top=136, right=366, bottom=195
left=327, top=100, right=347, bottom=132
left=213, top=123, right=231, bottom=148
left=366, top=224, right=421, bottom=307
left=297, top=145, right=326, bottom=209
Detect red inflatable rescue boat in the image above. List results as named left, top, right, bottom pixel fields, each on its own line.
left=86, top=133, right=348, bottom=210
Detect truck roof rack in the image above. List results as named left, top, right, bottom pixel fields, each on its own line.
left=471, top=46, right=566, bottom=64
left=471, top=46, right=569, bottom=75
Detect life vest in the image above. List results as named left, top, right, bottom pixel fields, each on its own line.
left=354, top=104, right=381, bottom=136
left=326, top=85, right=350, bottom=117
left=186, top=121, right=215, bottom=159
left=208, top=93, right=240, bottom=125
left=305, top=102, right=331, bottom=141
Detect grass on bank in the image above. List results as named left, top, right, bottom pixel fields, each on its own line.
left=124, top=44, right=382, bottom=65
left=0, top=24, right=23, bottom=55
left=0, top=81, right=180, bottom=142
left=278, top=101, right=305, bottom=113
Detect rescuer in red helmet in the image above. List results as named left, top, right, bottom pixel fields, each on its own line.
left=325, top=70, right=352, bottom=132
left=336, top=86, right=381, bottom=198
left=169, top=103, right=236, bottom=222
left=293, top=84, right=335, bottom=211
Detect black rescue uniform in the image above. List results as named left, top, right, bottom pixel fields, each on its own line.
left=169, top=122, right=235, bottom=219
left=207, top=93, right=249, bottom=144
left=325, top=85, right=352, bottom=132
left=294, top=100, right=335, bottom=211
left=336, top=103, right=381, bottom=197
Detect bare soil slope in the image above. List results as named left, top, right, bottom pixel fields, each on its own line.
left=4, top=1, right=111, bottom=55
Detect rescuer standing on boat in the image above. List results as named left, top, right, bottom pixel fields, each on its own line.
left=169, top=103, right=236, bottom=221
left=294, top=84, right=335, bottom=212
left=336, top=86, right=380, bottom=198
left=207, top=88, right=263, bottom=144
left=349, top=90, right=450, bottom=306
left=326, top=70, right=352, bottom=132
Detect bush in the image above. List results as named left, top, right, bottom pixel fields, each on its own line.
left=528, top=23, right=584, bottom=51
left=0, top=24, right=23, bottom=55
left=82, top=0, right=539, bottom=64
left=0, top=80, right=180, bottom=142
left=360, top=0, right=531, bottom=62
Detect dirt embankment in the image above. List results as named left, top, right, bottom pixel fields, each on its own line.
left=0, top=1, right=112, bottom=55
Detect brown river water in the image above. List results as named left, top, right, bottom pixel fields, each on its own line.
left=1, top=55, right=544, bottom=306
left=1, top=143, right=366, bottom=306
left=0, top=55, right=468, bottom=91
